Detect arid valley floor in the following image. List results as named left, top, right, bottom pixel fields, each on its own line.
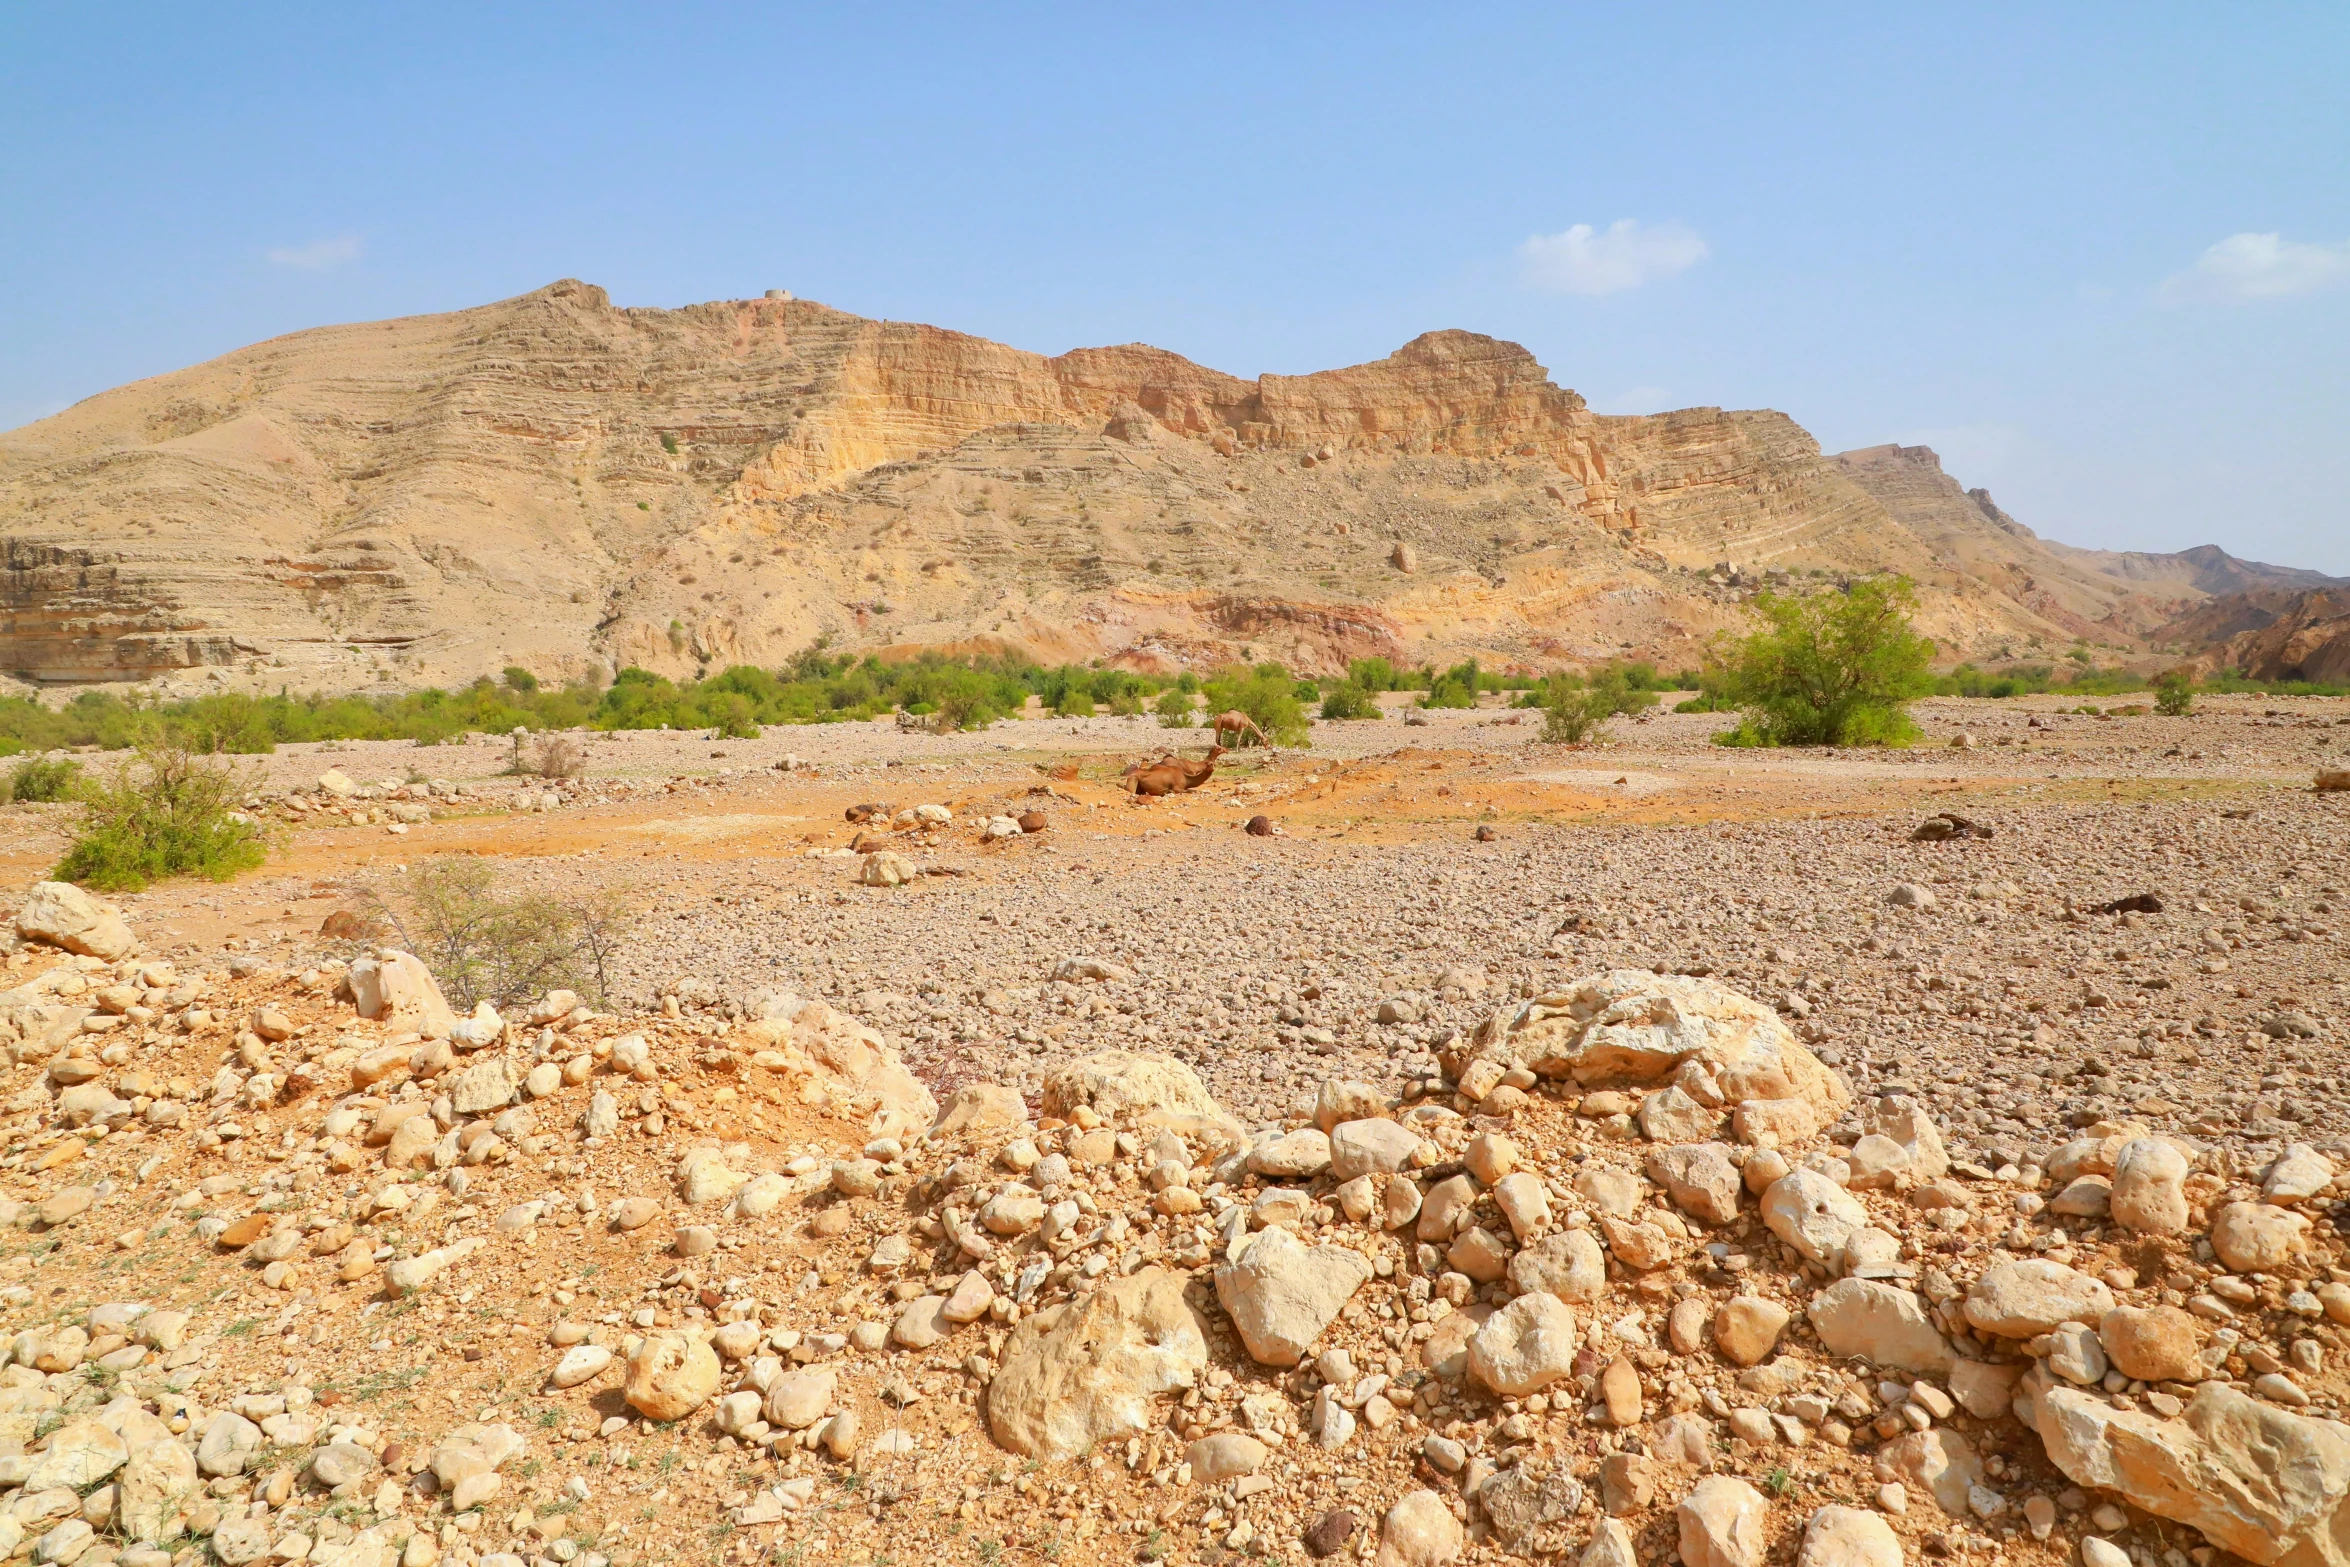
left=0, top=693, right=2346, bottom=1567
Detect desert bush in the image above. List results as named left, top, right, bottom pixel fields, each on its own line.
left=1202, top=663, right=1309, bottom=746
left=1537, top=668, right=1651, bottom=744
left=532, top=733, right=588, bottom=777
left=2, top=757, right=82, bottom=803
left=1318, top=682, right=1379, bottom=721
left=1154, top=690, right=1196, bottom=728
left=1053, top=688, right=1096, bottom=719
left=2153, top=668, right=2195, bottom=716
left=52, top=745, right=267, bottom=892
left=1417, top=659, right=1483, bottom=709
left=1714, top=576, right=1935, bottom=747
left=368, top=858, right=639, bottom=1009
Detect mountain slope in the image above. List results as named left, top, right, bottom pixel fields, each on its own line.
left=0, top=281, right=2330, bottom=692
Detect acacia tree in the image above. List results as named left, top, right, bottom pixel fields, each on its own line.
left=1717, top=576, right=1936, bottom=746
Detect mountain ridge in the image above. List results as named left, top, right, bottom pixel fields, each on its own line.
left=0, top=280, right=2336, bottom=693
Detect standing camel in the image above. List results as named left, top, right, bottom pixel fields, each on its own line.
left=1212, top=710, right=1273, bottom=749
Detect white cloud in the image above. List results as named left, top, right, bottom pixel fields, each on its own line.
left=267, top=235, right=363, bottom=271
left=2156, top=232, right=2350, bottom=305
left=1518, top=219, right=1708, bottom=296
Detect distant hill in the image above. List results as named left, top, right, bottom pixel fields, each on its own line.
left=1, top=281, right=2335, bottom=694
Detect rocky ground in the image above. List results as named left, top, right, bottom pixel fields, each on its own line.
left=0, top=693, right=2344, bottom=1567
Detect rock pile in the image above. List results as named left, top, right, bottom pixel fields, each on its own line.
left=1, top=929, right=2346, bottom=1567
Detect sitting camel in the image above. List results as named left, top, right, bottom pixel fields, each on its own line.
left=1123, top=745, right=1226, bottom=797
left=1212, top=710, right=1273, bottom=749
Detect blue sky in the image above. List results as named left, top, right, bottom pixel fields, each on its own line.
left=6, top=4, right=2346, bottom=571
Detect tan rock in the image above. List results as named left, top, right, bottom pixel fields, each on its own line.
left=623, top=1332, right=721, bottom=1422
left=1876, top=1429, right=1980, bottom=1518
left=1376, top=1490, right=1464, bottom=1567
left=1040, top=1051, right=1237, bottom=1137
left=1798, top=1505, right=1903, bottom=1567
left=15, top=882, right=136, bottom=961
left=1186, top=1433, right=1267, bottom=1481
left=1678, top=1476, right=1770, bottom=1567
left=1648, top=1142, right=1743, bottom=1225
left=1330, top=1119, right=1419, bottom=1180
left=1314, top=1079, right=1387, bottom=1133
left=1468, top=1293, right=1578, bottom=1397
left=1963, top=1260, right=2114, bottom=1338
left=1761, top=1169, right=1870, bottom=1264
left=2209, top=1201, right=2311, bottom=1273
left=348, top=950, right=455, bottom=1038
left=1508, top=1229, right=1608, bottom=1303
left=2097, top=1306, right=2204, bottom=1383
left=1216, top=1226, right=1372, bottom=1366
left=987, top=1267, right=1207, bottom=1461
left=1808, top=1280, right=1953, bottom=1375
left=2109, top=1138, right=2191, bottom=1233
left=1599, top=1356, right=1644, bottom=1426
left=932, top=1083, right=1026, bottom=1138
left=1712, top=1296, right=1792, bottom=1367
left=2036, top=1382, right=2350, bottom=1567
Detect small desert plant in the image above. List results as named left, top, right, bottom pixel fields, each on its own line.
left=1318, top=682, right=1379, bottom=721
left=705, top=694, right=760, bottom=741
left=1538, top=669, right=1649, bottom=744
left=367, top=857, right=639, bottom=1008
left=1054, top=689, right=1096, bottom=719
left=2154, top=668, right=2195, bottom=717
left=1154, top=690, right=1195, bottom=728
left=2, top=756, right=82, bottom=803
left=52, top=745, right=267, bottom=892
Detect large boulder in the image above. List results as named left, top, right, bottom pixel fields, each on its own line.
left=1679, top=1476, right=1770, bottom=1567
left=1761, top=1169, right=1870, bottom=1264
left=1040, top=1051, right=1239, bottom=1139
left=1798, top=1506, right=1903, bottom=1567
left=2109, top=1138, right=2192, bottom=1233
left=1376, top=1490, right=1465, bottom=1567
left=623, top=1332, right=721, bottom=1421
left=2210, top=1202, right=2312, bottom=1274
left=1808, top=1280, right=1952, bottom=1375
left=15, top=882, right=135, bottom=960
left=1468, top=1292, right=1579, bottom=1397
left=987, top=1267, right=1207, bottom=1461
left=2036, top=1382, right=2350, bottom=1567
left=1215, top=1226, right=1373, bottom=1367
left=1964, top=1260, right=2114, bottom=1338
left=348, top=950, right=456, bottom=1038
left=1469, top=971, right=1847, bottom=1131
left=736, top=994, right=937, bottom=1142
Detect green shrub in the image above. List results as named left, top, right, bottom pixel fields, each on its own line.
left=2153, top=668, right=2195, bottom=717
left=1053, top=689, right=1096, bottom=719
left=1154, top=690, right=1196, bottom=728
left=1537, top=669, right=1652, bottom=744
left=1202, top=663, right=1309, bottom=745
left=1418, top=659, right=1482, bottom=709
left=52, top=746, right=267, bottom=892
left=1318, top=682, right=1380, bottom=721
left=1713, top=576, right=1935, bottom=747
left=502, top=666, right=539, bottom=693
left=1347, top=657, right=1408, bottom=692
left=3, top=757, right=81, bottom=803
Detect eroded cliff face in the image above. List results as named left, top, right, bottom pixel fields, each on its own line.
left=0, top=280, right=2323, bottom=692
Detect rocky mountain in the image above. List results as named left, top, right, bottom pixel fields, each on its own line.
left=0, top=280, right=2334, bottom=693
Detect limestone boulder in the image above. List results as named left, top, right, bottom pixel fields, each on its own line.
left=1798, top=1505, right=1903, bottom=1567
left=1215, top=1226, right=1373, bottom=1367
left=2210, top=1202, right=2311, bottom=1274
left=1878, top=1429, right=1981, bottom=1517
left=15, top=883, right=135, bottom=960
left=2264, top=1145, right=2337, bottom=1206
left=623, top=1332, right=721, bottom=1422
left=1807, top=1280, right=1952, bottom=1375
left=1040, top=1052, right=1238, bottom=1138
left=1679, top=1476, right=1770, bottom=1567
left=1468, top=1292, right=1579, bottom=1397
left=1376, top=1490, right=1464, bottom=1567
left=2109, top=1138, right=2191, bottom=1233
left=1761, top=1169, right=1870, bottom=1265
left=1648, top=1143, right=1744, bottom=1225
left=1481, top=1462, right=1585, bottom=1557
left=1508, top=1229, right=1607, bottom=1304
left=1330, top=1119, right=1420, bottom=1181
left=2098, top=1306, right=2204, bottom=1383
left=932, top=1084, right=1026, bottom=1138
left=987, top=1267, right=1207, bottom=1461
left=1963, top=1260, right=2114, bottom=1338
left=2036, top=1382, right=2350, bottom=1567
left=348, top=950, right=455, bottom=1038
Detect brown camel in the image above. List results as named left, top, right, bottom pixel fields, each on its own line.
left=1212, top=710, right=1273, bottom=749
left=1123, top=744, right=1226, bottom=796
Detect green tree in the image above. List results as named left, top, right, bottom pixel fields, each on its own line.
left=1716, top=576, right=1935, bottom=747
left=2153, top=667, right=2195, bottom=717
left=1537, top=668, right=1651, bottom=744
left=1318, top=681, right=1379, bottom=721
